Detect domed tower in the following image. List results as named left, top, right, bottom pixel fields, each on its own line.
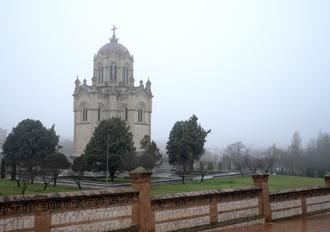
left=73, top=26, right=153, bottom=156
left=94, top=26, right=134, bottom=87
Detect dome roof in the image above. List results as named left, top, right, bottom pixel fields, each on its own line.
left=97, top=41, right=131, bottom=59
left=97, top=26, right=131, bottom=59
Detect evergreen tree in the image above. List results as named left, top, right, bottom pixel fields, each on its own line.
left=84, top=118, right=135, bottom=181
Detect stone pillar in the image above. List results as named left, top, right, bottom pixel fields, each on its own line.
left=130, top=167, right=155, bottom=232
left=252, top=174, right=272, bottom=222
left=34, top=212, right=51, bottom=232
left=324, top=175, right=330, bottom=187
left=301, top=195, right=307, bottom=217
left=209, top=198, right=218, bottom=224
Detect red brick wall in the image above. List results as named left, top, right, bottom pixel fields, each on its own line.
left=270, top=187, right=330, bottom=221
left=0, top=188, right=139, bottom=232
left=1, top=174, right=330, bottom=232
left=151, top=187, right=264, bottom=232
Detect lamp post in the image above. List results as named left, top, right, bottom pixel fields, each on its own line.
left=106, top=134, right=110, bottom=184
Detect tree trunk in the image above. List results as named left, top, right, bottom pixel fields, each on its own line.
left=21, top=181, right=27, bottom=195
left=181, top=174, right=185, bottom=184
left=10, top=161, right=16, bottom=181
left=77, top=181, right=81, bottom=190
left=239, top=169, right=244, bottom=177
left=29, top=167, right=34, bottom=184
left=15, top=179, right=21, bottom=188
left=0, top=159, right=5, bottom=179
left=53, top=174, right=58, bottom=186
left=110, top=172, right=115, bottom=182
left=43, top=182, right=49, bottom=191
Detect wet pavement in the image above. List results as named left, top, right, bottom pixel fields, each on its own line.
left=219, top=214, right=330, bottom=232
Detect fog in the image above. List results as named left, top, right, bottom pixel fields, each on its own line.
left=1, top=0, right=330, bottom=149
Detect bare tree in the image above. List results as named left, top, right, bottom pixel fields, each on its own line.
left=224, top=142, right=249, bottom=176
left=288, top=131, right=303, bottom=175
left=71, top=156, right=87, bottom=190
left=198, top=160, right=208, bottom=182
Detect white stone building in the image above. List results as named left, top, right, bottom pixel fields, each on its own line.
left=73, top=27, right=152, bottom=156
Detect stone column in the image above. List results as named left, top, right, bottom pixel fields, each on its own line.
left=324, top=175, right=330, bottom=187
left=252, top=174, right=272, bottom=222
left=130, top=167, right=155, bottom=232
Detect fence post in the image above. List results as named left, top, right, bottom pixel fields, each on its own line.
left=130, top=167, right=155, bottom=232
left=325, top=175, right=330, bottom=187
left=252, top=174, right=272, bottom=222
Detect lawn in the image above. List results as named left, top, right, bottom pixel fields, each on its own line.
left=0, top=180, right=76, bottom=196
left=151, top=175, right=325, bottom=196
left=97, top=176, right=163, bottom=183
left=0, top=175, right=325, bottom=197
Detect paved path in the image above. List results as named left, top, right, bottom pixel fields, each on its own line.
left=217, top=214, right=330, bottom=232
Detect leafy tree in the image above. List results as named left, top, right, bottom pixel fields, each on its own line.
left=41, top=152, right=70, bottom=189
left=224, top=142, right=248, bottom=176
left=166, top=115, right=210, bottom=184
left=2, top=119, right=59, bottom=185
left=71, top=155, right=88, bottom=190
left=120, top=151, right=139, bottom=172
left=84, top=118, right=135, bottom=181
left=139, top=135, right=162, bottom=169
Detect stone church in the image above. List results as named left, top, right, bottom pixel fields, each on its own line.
left=73, top=26, right=152, bottom=156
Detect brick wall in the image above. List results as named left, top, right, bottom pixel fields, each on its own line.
left=152, top=188, right=264, bottom=232
left=1, top=171, right=330, bottom=232
left=0, top=188, right=139, bottom=232
left=270, top=187, right=330, bottom=221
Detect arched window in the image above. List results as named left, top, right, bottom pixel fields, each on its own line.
left=110, top=65, right=113, bottom=81
left=125, top=67, right=129, bottom=83
left=98, top=66, right=103, bottom=83
left=97, top=107, right=101, bottom=121
left=125, top=108, right=128, bottom=121
left=122, top=67, right=125, bottom=83
left=82, top=107, right=88, bottom=122
left=137, top=108, right=143, bottom=122
left=114, top=66, right=117, bottom=82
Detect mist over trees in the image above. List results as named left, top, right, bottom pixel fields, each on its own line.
left=278, top=131, right=330, bottom=177
left=202, top=131, right=330, bottom=178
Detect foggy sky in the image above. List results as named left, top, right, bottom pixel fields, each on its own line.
left=1, top=0, right=330, bottom=149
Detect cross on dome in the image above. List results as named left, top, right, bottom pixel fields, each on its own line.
left=110, top=25, right=118, bottom=43
left=111, top=25, right=117, bottom=36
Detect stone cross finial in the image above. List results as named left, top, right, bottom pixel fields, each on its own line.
left=111, top=25, right=117, bottom=37
left=110, top=25, right=119, bottom=43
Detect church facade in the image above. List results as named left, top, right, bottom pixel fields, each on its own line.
left=73, top=27, right=152, bottom=156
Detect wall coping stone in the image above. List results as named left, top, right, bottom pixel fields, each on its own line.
left=152, top=187, right=261, bottom=201
left=0, top=187, right=138, bottom=204
left=270, top=186, right=330, bottom=197
left=129, top=166, right=152, bottom=174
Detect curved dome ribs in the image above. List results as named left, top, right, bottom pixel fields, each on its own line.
left=93, top=26, right=133, bottom=87
left=97, top=26, right=131, bottom=59
left=97, top=42, right=131, bottom=59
